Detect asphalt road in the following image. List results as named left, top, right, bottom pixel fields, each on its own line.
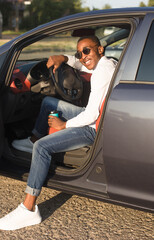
left=0, top=175, right=153, bottom=240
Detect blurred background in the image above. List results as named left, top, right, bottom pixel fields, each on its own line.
left=0, top=0, right=153, bottom=40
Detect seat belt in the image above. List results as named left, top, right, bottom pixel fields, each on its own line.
left=96, top=98, right=106, bottom=131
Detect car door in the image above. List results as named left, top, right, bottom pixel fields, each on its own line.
left=0, top=51, right=9, bottom=159
left=0, top=100, right=4, bottom=158
left=103, top=14, right=154, bottom=210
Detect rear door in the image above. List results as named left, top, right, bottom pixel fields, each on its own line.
left=103, top=14, right=154, bottom=210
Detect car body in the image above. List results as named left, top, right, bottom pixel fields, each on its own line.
left=0, top=7, right=154, bottom=212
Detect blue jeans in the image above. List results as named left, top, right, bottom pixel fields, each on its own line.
left=25, top=96, right=96, bottom=196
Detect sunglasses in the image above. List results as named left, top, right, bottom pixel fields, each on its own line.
left=75, top=47, right=92, bottom=59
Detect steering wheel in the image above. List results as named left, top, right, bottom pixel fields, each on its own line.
left=49, top=63, right=83, bottom=102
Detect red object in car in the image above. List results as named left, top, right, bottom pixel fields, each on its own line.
left=48, top=127, right=59, bottom=134
left=10, top=68, right=31, bottom=93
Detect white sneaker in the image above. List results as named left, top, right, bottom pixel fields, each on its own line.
left=0, top=203, right=42, bottom=230
left=12, top=137, right=33, bottom=153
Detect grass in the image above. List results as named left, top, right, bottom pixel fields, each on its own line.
left=0, top=30, right=25, bottom=46
left=22, top=39, right=77, bottom=52
left=0, top=32, right=78, bottom=50
left=2, top=30, right=25, bottom=35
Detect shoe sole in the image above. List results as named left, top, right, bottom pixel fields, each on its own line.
left=1, top=218, right=42, bottom=231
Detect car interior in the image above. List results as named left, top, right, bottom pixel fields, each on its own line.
left=2, top=23, right=131, bottom=175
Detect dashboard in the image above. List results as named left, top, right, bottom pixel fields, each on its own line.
left=10, top=59, right=50, bottom=94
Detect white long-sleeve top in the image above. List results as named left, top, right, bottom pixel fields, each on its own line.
left=66, top=56, right=117, bottom=129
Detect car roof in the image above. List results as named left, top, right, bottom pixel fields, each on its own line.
left=1, top=7, right=154, bottom=53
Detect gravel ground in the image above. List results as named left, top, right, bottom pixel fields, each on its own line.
left=0, top=175, right=153, bottom=240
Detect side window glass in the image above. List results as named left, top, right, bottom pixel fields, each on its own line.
left=104, top=38, right=126, bottom=61
left=18, top=31, right=78, bottom=60
left=136, top=21, right=154, bottom=82
left=18, top=26, right=130, bottom=61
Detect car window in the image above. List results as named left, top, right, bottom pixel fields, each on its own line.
left=18, top=31, right=78, bottom=60
left=136, top=21, right=154, bottom=82
left=104, top=38, right=126, bottom=60
left=18, top=25, right=130, bottom=62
